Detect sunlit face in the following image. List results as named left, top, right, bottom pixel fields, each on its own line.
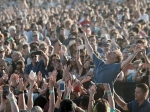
left=135, top=87, right=146, bottom=101
left=40, top=45, right=47, bottom=53
left=54, top=41, right=62, bottom=52
left=32, top=25, right=38, bottom=31
left=11, top=53, right=20, bottom=62
left=133, top=63, right=142, bottom=71
left=105, top=51, right=118, bottom=62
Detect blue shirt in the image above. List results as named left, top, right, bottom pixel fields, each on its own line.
left=127, top=73, right=135, bottom=82
left=93, top=53, right=121, bottom=91
left=127, top=99, right=150, bottom=112
left=24, top=60, right=47, bottom=77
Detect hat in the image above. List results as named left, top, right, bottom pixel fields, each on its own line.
left=29, top=50, right=37, bottom=57
left=30, top=41, right=39, bottom=47
left=83, top=24, right=90, bottom=27
left=100, top=34, right=108, bottom=38
left=102, top=42, right=110, bottom=46
left=0, top=46, right=4, bottom=52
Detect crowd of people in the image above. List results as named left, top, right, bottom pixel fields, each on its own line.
left=0, top=0, right=150, bottom=112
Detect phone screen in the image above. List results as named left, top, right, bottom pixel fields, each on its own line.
left=60, top=82, right=65, bottom=91
left=3, top=86, right=9, bottom=99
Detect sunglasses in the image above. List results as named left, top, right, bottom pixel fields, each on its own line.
left=31, top=55, right=37, bottom=58
left=23, top=45, right=28, bottom=49
left=33, top=35, right=37, bottom=37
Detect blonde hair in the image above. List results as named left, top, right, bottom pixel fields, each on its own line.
left=64, top=19, right=73, bottom=28
left=114, top=50, right=123, bottom=63
left=133, top=60, right=142, bottom=65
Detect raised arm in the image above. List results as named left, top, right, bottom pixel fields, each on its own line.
left=48, top=74, right=56, bottom=112
left=27, top=77, right=34, bottom=110
left=41, top=51, right=49, bottom=67
left=103, top=83, right=115, bottom=109
left=114, top=91, right=128, bottom=111
left=18, top=78, right=27, bottom=110
left=88, top=85, right=96, bottom=112
left=82, top=32, right=94, bottom=59
left=6, top=92, right=19, bottom=112
left=121, top=46, right=143, bottom=69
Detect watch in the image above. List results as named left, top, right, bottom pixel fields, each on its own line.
left=18, top=91, right=24, bottom=95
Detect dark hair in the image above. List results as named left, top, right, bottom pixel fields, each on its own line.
left=60, top=99, right=75, bottom=112
left=16, top=60, right=25, bottom=67
left=30, top=23, right=37, bottom=29
left=94, top=87, right=105, bottom=101
left=52, top=39, right=60, bottom=46
left=136, top=83, right=149, bottom=93
left=34, top=95, right=48, bottom=109
left=136, top=39, right=145, bottom=44
left=132, top=27, right=139, bottom=34
left=80, top=95, right=89, bottom=110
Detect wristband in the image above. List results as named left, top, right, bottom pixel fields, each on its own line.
left=107, top=90, right=112, bottom=96
left=65, top=95, right=70, bottom=99
left=10, top=98, right=15, bottom=103
left=49, top=90, right=54, bottom=94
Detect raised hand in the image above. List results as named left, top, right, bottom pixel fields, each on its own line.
left=19, top=78, right=25, bottom=91
left=48, top=75, right=56, bottom=89
left=103, top=83, right=111, bottom=92
left=9, top=74, right=19, bottom=87
left=89, top=85, right=96, bottom=95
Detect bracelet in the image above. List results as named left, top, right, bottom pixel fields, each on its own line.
left=49, top=90, right=54, bottom=94
left=107, top=90, right=112, bottom=96
left=65, top=95, right=70, bottom=99
left=10, top=98, right=15, bottom=103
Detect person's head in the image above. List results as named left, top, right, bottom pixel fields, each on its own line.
left=50, top=31, right=57, bottom=39
left=60, top=99, right=76, bottom=112
left=122, top=49, right=129, bottom=60
left=101, top=27, right=108, bottom=34
left=52, top=39, right=62, bottom=53
left=60, top=28, right=65, bottom=35
left=84, top=13, right=89, bottom=20
left=89, top=35, right=96, bottom=44
left=8, top=26, right=16, bottom=37
left=11, top=51, right=22, bottom=62
left=31, top=23, right=38, bottom=31
left=102, top=42, right=110, bottom=52
left=84, top=59, right=93, bottom=69
left=0, top=34, right=5, bottom=46
left=105, top=50, right=123, bottom=63
left=34, top=96, right=48, bottom=109
left=140, top=8, right=145, bottom=15
left=133, top=60, right=142, bottom=71
left=43, top=37, right=51, bottom=46
left=4, top=45, right=11, bottom=57
left=136, top=39, right=145, bottom=48
left=0, top=46, right=5, bottom=59
left=80, top=95, right=89, bottom=110
left=76, top=38, right=83, bottom=47
left=48, top=45, right=54, bottom=56
left=32, top=31, right=39, bottom=41
left=90, top=42, right=97, bottom=52
left=135, top=83, right=149, bottom=101
left=64, top=19, right=73, bottom=29
left=15, top=60, right=25, bottom=77
left=0, top=59, right=7, bottom=73
left=93, top=99, right=109, bottom=112
left=30, top=51, right=38, bottom=63
left=14, top=33, right=22, bottom=43
left=39, top=42, right=48, bottom=54
left=31, top=106, right=43, bottom=112
left=50, top=54, right=60, bottom=66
